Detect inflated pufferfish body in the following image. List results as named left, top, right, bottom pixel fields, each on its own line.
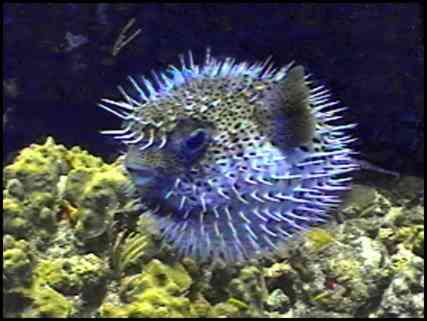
left=99, top=50, right=358, bottom=262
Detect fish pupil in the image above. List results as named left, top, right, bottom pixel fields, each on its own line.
left=186, top=129, right=207, bottom=150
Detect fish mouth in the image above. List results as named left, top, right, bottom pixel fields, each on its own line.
left=125, top=163, right=158, bottom=187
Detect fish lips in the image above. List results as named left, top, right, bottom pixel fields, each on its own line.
left=125, top=163, right=159, bottom=187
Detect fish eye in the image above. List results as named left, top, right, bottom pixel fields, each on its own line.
left=185, top=129, right=208, bottom=151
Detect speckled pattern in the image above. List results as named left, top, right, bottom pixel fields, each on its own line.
left=99, top=52, right=358, bottom=261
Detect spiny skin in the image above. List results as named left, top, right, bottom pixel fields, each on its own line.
left=99, top=50, right=359, bottom=262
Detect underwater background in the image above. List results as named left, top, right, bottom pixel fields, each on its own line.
left=3, top=3, right=424, bottom=318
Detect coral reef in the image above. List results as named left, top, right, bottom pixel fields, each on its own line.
left=372, top=246, right=424, bottom=318
left=2, top=138, right=424, bottom=318
left=2, top=138, right=133, bottom=317
left=99, top=259, right=193, bottom=317
left=228, top=266, right=268, bottom=316
left=33, top=254, right=108, bottom=297
left=21, top=285, right=76, bottom=318
left=3, top=236, right=33, bottom=290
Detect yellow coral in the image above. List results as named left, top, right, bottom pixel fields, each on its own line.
left=22, top=285, right=75, bottom=318
left=98, top=302, right=128, bottom=317
left=3, top=240, right=32, bottom=288
left=66, top=146, right=104, bottom=169
left=112, top=231, right=150, bottom=278
left=210, top=301, right=240, bottom=317
left=227, top=297, right=249, bottom=310
left=264, top=262, right=292, bottom=279
left=100, top=259, right=193, bottom=317
left=130, top=287, right=191, bottom=317
left=4, top=137, right=68, bottom=189
left=33, top=254, right=108, bottom=297
left=3, top=197, right=29, bottom=236
left=328, top=258, right=362, bottom=283
left=305, top=228, right=336, bottom=252
left=121, top=259, right=192, bottom=301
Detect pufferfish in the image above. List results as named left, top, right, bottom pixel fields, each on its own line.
left=99, top=49, right=358, bottom=262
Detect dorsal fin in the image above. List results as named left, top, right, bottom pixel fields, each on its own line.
left=255, top=65, right=315, bottom=150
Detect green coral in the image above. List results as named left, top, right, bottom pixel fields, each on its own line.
left=3, top=235, right=33, bottom=290
left=2, top=138, right=67, bottom=238
left=304, top=228, right=336, bottom=252
left=111, top=231, right=151, bottom=278
left=413, top=229, right=424, bottom=258
left=379, top=224, right=424, bottom=258
left=4, top=182, right=58, bottom=239
left=66, top=145, right=104, bottom=170
left=228, top=266, right=268, bottom=315
left=3, top=197, right=29, bottom=237
left=263, top=262, right=292, bottom=279
left=383, top=203, right=423, bottom=228
left=99, top=259, right=193, bottom=317
left=266, top=289, right=291, bottom=313
left=33, top=254, right=108, bottom=297
left=189, top=296, right=212, bottom=317
left=328, top=258, right=362, bottom=283
left=3, top=137, right=132, bottom=244
left=12, top=253, right=107, bottom=317
left=372, top=245, right=424, bottom=317
left=126, top=288, right=192, bottom=317
left=65, top=160, right=130, bottom=242
left=3, top=137, right=69, bottom=195
left=209, top=300, right=241, bottom=317
left=120, top=259, right=192, bottom=301
left=98, top=302, right=129, bottom=317
left=289, top=230, right=390, bottom=316
left=22, top=285, right=75, bottom=318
